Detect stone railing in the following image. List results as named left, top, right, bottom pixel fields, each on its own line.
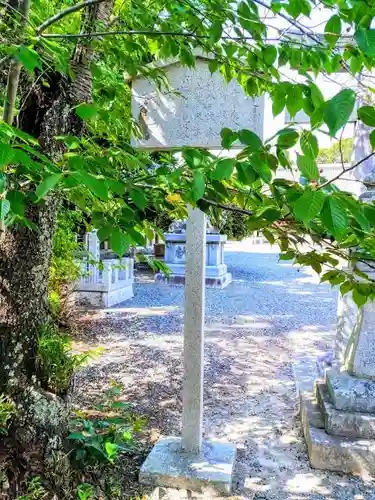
left=76, top=257, right=134, bottom=307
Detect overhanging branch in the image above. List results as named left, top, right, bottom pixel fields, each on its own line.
left=36, top=0, right=108, bottom=34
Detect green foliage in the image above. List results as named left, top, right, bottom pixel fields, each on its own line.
left=17, top=477, right=47, bottom=500
left=324, top=90, right=356, bottom=137
left=36, top=325, right=101, bottom=396
left=69, top=381, right=146, bottom=465
left=49, top=211, right=82, bottom=322
left=317, top=138, right=353, bottom=164
left=0, top=394, right=16, bottom=435
left=76, top=483, right=96, bottom=500
left=2, top=0, right=375, bottom=312
left=219, top=212, right=253, bottom=241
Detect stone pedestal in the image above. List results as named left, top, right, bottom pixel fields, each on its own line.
left=295, top=280, right=375, bottom=476
left=155, top=228, right=232, bottom=288
left=140, top=208, right=236, bottom=493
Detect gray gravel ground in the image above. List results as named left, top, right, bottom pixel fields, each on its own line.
left=74, top=240, right=375, bottom=499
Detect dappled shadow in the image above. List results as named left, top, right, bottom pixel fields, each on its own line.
left=73, top=248, right=375, bottom=498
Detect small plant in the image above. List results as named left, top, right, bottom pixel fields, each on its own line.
left=0, top=394, right=16, bottom=435
left=17, top=477, right=48, bottom=500
left=36, top=324, right=102, bottom=396
left=69, top=381, right=146, bottom=465
left=76, top=483, right=96, bottom=500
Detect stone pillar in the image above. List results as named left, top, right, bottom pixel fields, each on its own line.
left=86, top=230, right=100, bottom=261
left=182, top=206, right=206, bottom=453
left=139, top=209, right=236, bottom=494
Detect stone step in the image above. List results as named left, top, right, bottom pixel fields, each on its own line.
left=294, top=355, right=375, bottom=476
left=316, top=380, right=375, bottom=439
left=326, top=367, right=375, bottom=413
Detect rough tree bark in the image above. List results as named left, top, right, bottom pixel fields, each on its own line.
left=0, top=0, right=114, bottom=495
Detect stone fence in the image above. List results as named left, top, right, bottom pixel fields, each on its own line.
left=74, top=231, right=134, bottom=307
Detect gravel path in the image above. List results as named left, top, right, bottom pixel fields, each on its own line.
left=75, top=241, right=375, bottom=499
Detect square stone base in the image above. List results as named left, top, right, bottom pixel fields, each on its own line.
left=294, top=356, right=375, bottom=476
left=139, top=437, right=236, bottom=494
left=155, top=273, right=232, bottom=289
left=326, top=368, right=375, bottom=413
left=75, top=283, right=134, bottom=307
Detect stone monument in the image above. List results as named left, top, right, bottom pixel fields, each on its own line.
left=127, top=54, right=264, bottom=150
left=140, top=207, right=236, bottom=493
left=155, top=219, right=232, bottom=288
left=294, top=113, right=375, bottom=475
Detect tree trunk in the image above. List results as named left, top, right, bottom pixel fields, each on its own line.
left=0, top=0, right=114, bottom=494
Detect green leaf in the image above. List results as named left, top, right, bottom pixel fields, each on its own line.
left=263, top=45, right=277, bottom=66
left=321, top=270, right=344, bottom=284
left=355, top=28, right=375, bottom=57
left=272, top=90, right=286, bottom=116
left=293, top=189, right=325, bottom=223
left=238, top=129, right=262, bottom=150
left=279, top=250, right=295, bottom=260
left=68, top=432, right=85, bottom=441
left=370, top=130, right=375, bottom=150
left=300, top=131, right=318, bottom=158
left=36, top=173, right=62, bottom=200
left=209, top=22, right=223, bottom=43
left=0, top=144, right=14, bottom=169
left=236, top=162, right=258, bottom=185
left=297, top=154, right=319, bottom=181
left=74, top=173, right=109, bottom=200
left=352, top=287, right=367, bottom=307
left=104, top=442, right=118, bottom=460
left=220, top=128, right=238, bottom=149
left=208, top=59, right=219, bottom=74
left=358, top=106, right=375, bottom=127
left=110, top=228, right=131, bottom=257
left=192, top=171, right=205, bottom=201
left=262, top=228, right=275, bottom=244
left=340, top=281, right=353, bottom=295
left=286, top=85, right=303, bottom=117
left=14, top=46, right=42, bottom=71
left=180, top=46, right=195, bottom=67
left=350, top=55, right=362, bottom=74
left=212, top=158, right=235, bottom=180
left=324, top=89, right=356, bottom=137
left=277, top=128, right=299, bottom=149
left=250, top=154, right=272, bottom=183
left=309, top=83, right=324, bottom=109
left=320, top=197, right=348, bottom=240
left=324, top=15, right=341, bottom=48
left=130, top=188, right=148, bottom=210
left=75, top=103, right=98, bottom=120
left=7, top=191, right=25, bottom=216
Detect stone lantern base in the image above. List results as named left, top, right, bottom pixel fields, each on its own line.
left=294, top=288, right=375, bottom=475
left=156, top=233, right=232, bottom=289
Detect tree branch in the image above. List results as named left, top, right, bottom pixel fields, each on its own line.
left=36, top=0, right=108, bottom=34
left=318, top=152, right=375, bottom=190
left=3, top=0, right=31, bottom=125
left=199, top=198, right=254, bottom=215
left=39, top=29, right=279, bottom=40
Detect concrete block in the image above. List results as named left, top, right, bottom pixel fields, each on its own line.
left=326, top=368, right=375, bottom=413
left=139, top=437, right=236, bottom=494
left=316, top=380, right=375, bottom=439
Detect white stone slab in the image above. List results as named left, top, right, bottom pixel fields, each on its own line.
left=130, top=57, right=264, bottom=150
left=139, top=437, right=236, bottom=494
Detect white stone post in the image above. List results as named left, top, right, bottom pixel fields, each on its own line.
left=182, top=206, right=206, bottom=453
